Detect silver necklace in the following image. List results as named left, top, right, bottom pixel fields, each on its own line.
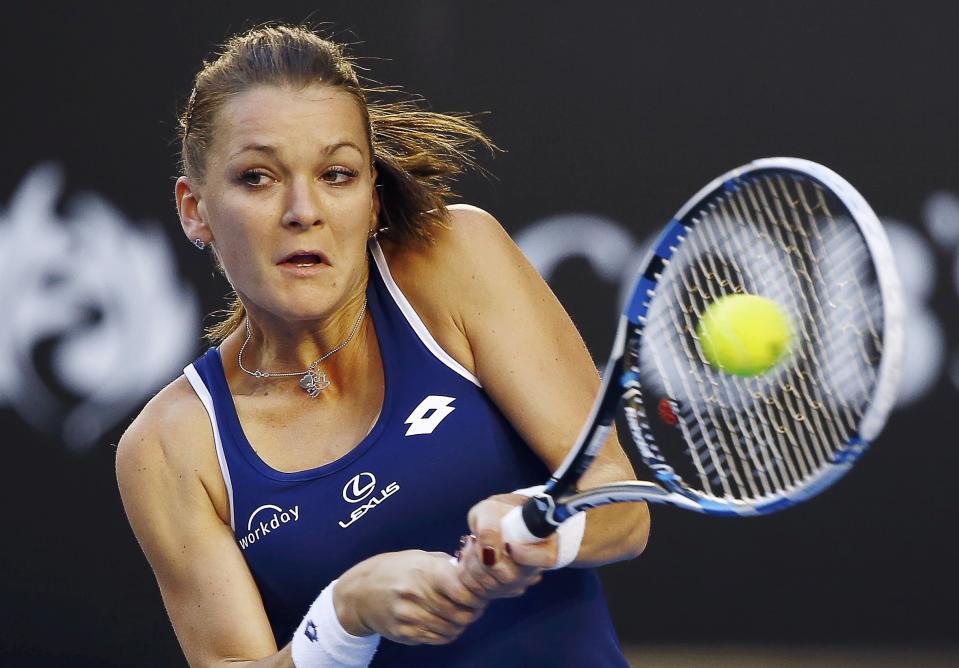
left=237, top=298, right=368, bottom=398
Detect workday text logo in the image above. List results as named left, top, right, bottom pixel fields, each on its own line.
left=239, top=504, right=301, bottom=550
left=339, top=471, right=400, bottom=529
left=0, top=164, right=199, bottom=450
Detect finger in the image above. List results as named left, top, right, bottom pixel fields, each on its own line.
left=457, top=539, right=502, bottom=594
left=460, top=545, right=500, bottom=598
left=504, top=538, right=559, bottom=569
left=416, top=554, right=487, bottom=624
left=458, top=537, right=536, bottom=601
left=436, top=562, right=488, bottom=611
left=456, top=564, right=489, bottom=599
left=390, top=621, right=461, bottom=646
left=391, top=596, right=466, bottom=638
left=468, top=499, right=515, bottom=552
left=476, top=535, right=540, bottom=589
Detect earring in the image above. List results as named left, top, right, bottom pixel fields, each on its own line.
left=369, top=226, right=389, bottom=240
left=193, top=239, right=206, bottom=250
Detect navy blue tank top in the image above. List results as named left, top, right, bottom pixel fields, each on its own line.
left=184, top=241, right=628, bottom=667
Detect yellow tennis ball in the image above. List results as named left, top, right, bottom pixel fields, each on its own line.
left=696, top=294, right=792, bottom=377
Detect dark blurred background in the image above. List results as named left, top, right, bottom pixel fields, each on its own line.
left=1, top=1, right=957, bottom=665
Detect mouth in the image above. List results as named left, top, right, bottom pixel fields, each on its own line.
left=277, top=250, right=329, bottom=268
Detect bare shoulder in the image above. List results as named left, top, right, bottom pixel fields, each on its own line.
left=116, top=376, right=206, bottom=474
left=115, top=374, right=227, bottom=522
left=379, top=205, right=528, bottom=374
left=382, top=204, right=514, bottom=280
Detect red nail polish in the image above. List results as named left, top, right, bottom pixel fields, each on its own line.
left=482, top=546, right=496, bottom=566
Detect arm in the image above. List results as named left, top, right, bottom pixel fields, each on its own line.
left=391, top=205, right=649, bottom=578
left=116, top=381, right=486, bottom=667
left=116, top=385, right=292, bottom=668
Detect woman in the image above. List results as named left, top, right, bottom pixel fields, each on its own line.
left=116, top=24, right=649, bottom=668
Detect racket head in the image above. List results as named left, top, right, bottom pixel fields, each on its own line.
left=620, top=157, right=904, bottom=515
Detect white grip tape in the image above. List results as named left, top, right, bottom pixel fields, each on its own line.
left=501, top=505, right=542, bottom=545
left=502, top=486, right=587, bottom=569
left=291, top=579, right=380, bottom=668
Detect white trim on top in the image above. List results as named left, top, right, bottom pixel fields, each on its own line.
left=184, top=364, right=236, bottom=530
left=369, top=240, right=482, bottom=387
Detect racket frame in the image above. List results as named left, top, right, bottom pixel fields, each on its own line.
left=510, top=157, right=904, bottom=539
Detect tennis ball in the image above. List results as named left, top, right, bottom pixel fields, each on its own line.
left=695, top=294, right=792, bottom=377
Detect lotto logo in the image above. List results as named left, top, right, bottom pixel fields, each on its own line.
left=404, top=395, right=456, bottom=436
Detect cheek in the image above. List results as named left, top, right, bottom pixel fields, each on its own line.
left=207, top=203, right=269, bottom=268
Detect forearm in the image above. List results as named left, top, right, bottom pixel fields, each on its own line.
left=570, top=502, right=649, bottom=568
left=208, top=577, right=379, bottom=668
left=210, top=644, right=294, bottom=668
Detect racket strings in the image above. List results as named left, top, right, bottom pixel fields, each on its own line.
left=744, top=180, right=856, bottom=457
left=671, top=237, right=779, bottom=495
left=636, top=172, right=885, bottom=503
left=761, top=178, right=879, bottom=424
left=664, top=194, right=816, bottom=497
left=681, top=208, right=813, bottom=495
left=682, top=209, right=801, bottom=494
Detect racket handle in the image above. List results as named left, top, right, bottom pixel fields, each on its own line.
left=501, top=496, right=558, bottom=544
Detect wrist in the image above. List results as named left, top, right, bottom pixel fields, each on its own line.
left=333, top=564, right=374, bottom=637
left=291, top=579, right=380, bottom=668
left=509, top=485, right=586, bottom=570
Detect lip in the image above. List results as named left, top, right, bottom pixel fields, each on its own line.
left=277, top=263, right=331, bottom=277
left=276, top=249, right=330, bottom=265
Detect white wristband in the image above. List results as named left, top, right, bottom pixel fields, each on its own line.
left=291, top=579, right=380, bottom=668
left=510, top=485, right=586, bottom=570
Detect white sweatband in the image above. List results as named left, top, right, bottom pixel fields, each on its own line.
left=510, top=485, right=587, bottom=570
left=291, top=579, right=380, bottom=668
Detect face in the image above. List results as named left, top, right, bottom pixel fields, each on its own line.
left=178, top=84, right=378, bottom=324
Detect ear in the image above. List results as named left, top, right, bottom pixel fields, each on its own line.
left=175, top=176, right=212, bottom=246
left=370, top=167, right=382, bottom=233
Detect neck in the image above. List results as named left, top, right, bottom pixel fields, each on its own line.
left=236, top=289, right=370, bottom=382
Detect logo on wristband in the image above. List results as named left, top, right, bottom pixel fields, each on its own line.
left=238, top=504, right=301, bottom=550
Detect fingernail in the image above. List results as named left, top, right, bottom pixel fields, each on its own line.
left=458, top=535, right=469, bottom=549
left=482, top=546, right=496, bottom=566
left=504, top=543, right=512, bottom=557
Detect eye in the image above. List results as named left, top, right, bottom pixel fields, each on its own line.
left=239, top=169, right=274, bottom=187
left=322, top=166, right=359, bottom=185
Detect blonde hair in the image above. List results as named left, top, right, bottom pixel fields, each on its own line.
left=177, top=23, right=496, bottom=343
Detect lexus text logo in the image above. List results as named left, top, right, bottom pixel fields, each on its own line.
left=238, top=504, right=300, bottom=550
left=342, top=472, right=377, bottom=503
left=339, top=471, right=400, bottom=529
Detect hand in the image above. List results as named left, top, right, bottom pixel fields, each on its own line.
left=334, top=550, right=487, bottom=646
left=456, top=494, right=554, bottom=599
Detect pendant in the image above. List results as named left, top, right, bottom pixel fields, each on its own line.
left=299, top=369, right=331, bottom=398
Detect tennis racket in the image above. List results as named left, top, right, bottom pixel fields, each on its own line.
left=501, top=157, right=904, bottom=543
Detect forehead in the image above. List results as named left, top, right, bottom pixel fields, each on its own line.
left=214, top=84, right=368, bottom=158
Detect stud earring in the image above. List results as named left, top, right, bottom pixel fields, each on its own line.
left=193, top=239, right=206, bottom=250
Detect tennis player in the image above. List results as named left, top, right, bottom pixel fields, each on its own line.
left=116, top=24, right=649, bottom=668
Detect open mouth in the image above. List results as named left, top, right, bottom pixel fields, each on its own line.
left=282, top=253, right=323, bottom=267
left=278, top=250, right=328, bottom=268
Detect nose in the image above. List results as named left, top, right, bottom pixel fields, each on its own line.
left=280, top=176, right=324, bottom=230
